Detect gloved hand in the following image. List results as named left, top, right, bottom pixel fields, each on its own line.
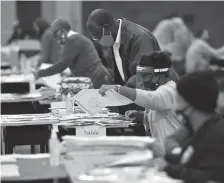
left=125, top=110, right=144, bottom=123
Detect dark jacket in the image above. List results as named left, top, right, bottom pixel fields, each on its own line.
left=102, top=18, right=160, bottom=86
left=164, top=114, right=224, bottom=183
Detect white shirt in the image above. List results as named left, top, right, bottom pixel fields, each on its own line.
left=134, top=80, right=183, bottom=148
left=153, top=17, right=194, bottom=62
left=113, top=19, right=125, bottom=81
left=185, top=39, right=224, bottom=73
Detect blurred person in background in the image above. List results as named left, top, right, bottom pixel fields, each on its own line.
left=153, top=14, right=195, bottom=76
left=33, top=17, right=62, bottom=66
left=185, top=29, right=224, bottom=73
left=7, top=21, right=36, bottom=45
left=99, top=51, right=183, bottom=149
left=33, top=19, right=113, bottom=89
left=153, top=71, right=224, bottom=183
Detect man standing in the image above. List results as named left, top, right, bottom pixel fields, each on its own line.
left=33, top=19, right=113, bottom=89
left=87, top=9, right=160, bottom=87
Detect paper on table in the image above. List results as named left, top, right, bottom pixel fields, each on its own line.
left=1, top=164, right=20, bottom=178
left=39, top=63, right=61, bottom=89
left=0, top=156, right=17, bottom=163
left=73, top=89, right=133, bottom=115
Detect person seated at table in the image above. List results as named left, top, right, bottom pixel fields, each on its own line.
left=33, top=18, right=113, bottom=89
left=33, top=17, right=62, bottom=66
left=185, top=29, right=224, bottom=73
left=99, top=51, right=183, bottom=149
left=154, top=71, right=224, bottom=183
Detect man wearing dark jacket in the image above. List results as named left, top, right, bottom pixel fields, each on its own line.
left=159, top=71, right=224, bottom=183
left=33, top=19, right=113, bottom=89
left=87, top=9, right=161, bottom=87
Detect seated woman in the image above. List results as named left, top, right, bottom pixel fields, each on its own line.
left=99, top=51, right=184, bottom=150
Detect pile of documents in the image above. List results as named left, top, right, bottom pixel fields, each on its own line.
left=0, top=92, right=43, bottom=103
left=58, top=110, right=132, bottom=127
left=1, top=113, right=58, bottom=126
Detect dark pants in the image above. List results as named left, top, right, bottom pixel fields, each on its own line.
left=89, top=63, right=114, bottom=89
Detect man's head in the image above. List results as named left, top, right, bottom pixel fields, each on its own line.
left=196, top=29, right=209, bottom=41
left=137, top=51, right=172, bottom=90
left=182, top=14, right=195, bottom=29
left=33, top=18, right=50, bottom=40
left=175, top=71, right=218, bottom=132
left=51, top=19, right=71, bottom=45
left=87, top=9, right=117, bottom=47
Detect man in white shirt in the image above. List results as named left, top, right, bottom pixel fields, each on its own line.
left=99, top=51, right=184, bottom=149
left=185, top=29, right=224, bottom=73
left=153, top=14, right=195, bottom=75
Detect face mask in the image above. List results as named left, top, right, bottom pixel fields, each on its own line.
left=136, top=66, right=159, bottom=91
left=99, top=27, right=114, bottom=47
left=53, top=29, right=66, bottom=45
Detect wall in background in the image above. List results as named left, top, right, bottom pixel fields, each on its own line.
left=1, top=1, right=82, bottom=45
left=1, top=1, right=16, bottom=45
left=82, top=1, right=224, bottom=47
left=2, top=1, right=224, bottom=47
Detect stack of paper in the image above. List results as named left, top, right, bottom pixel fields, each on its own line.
left=1, top=113, right=58, bottom=126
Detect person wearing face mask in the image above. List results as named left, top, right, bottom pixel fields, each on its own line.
left=152, top=71, right=224, bottom=183
left=99, top=51, right=184, bottom=149
left=33, top=19, right=113, bottom=89
left=185, top=29, right=224, bottom=73
left=87, top=9, right=161, bottom=87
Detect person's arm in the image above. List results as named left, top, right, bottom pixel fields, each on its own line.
left=119, top=84, right=176, bottom=110
left=203, top=41, right=224, bottom=59
left=126, top=32, right=160, bottom=83
left=37, top=38, right=75, bottom=78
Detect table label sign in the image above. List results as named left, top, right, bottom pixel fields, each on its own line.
left=50, top=101, right=66, bottom=109
left=76, top=125, right=106, bottom=136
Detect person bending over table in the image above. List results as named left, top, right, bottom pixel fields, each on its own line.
left=33, top=19, right=113, bottom=89
left=185, top=29, right=224, bottom=73
left=99, top=51, right=184, bottom=149
left=87, top=9, right=179, bottom=116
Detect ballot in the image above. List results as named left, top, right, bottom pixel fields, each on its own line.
left=39, top=63, right=61, bottom=89
left=73, top=89, right=133, bottom=115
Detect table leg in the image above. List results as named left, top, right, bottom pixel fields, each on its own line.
left=1, top=127, right=6, bottom=155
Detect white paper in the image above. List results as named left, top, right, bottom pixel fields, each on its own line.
left=12, top=153, right=50, bottom=159
left=39, top=63, right=61, bottom=89
left=1, top=164, right=20, bottom=178
left=0, top=156, right=17, bottom=163
left=73, top=89, right=133, bottom=115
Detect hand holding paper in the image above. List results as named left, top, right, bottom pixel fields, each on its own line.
left=99, top=85, right=118, bottom=96
left=73, top=89, right=133, bottom=115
